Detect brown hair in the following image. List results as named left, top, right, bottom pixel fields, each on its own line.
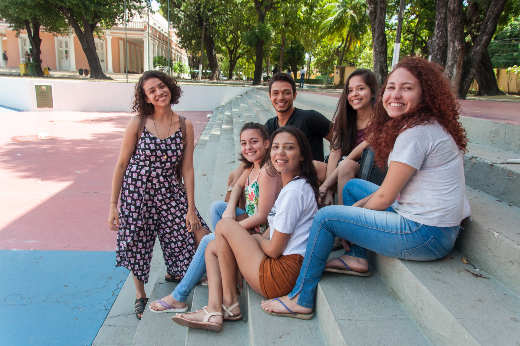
left=132, top=70, right=182, bottom=119
left=238, top=122, right=270, bottom=169
left=331, top=69, right=378, bottom=156
left=366, top=57, right=468, bottom=169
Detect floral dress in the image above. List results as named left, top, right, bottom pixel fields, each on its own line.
left=244, top=168, right=268, bottom=234
left=116, top=127, right=208, bottom=283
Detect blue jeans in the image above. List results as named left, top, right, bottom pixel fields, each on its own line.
left=171, top=201, right=246, bottom=302
left=288, top=179, right=461, bottom=308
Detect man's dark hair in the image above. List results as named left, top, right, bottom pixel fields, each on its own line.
left=269, top=72, right=296, bottom=95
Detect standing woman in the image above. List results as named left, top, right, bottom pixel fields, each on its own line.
left=262, top=57, right=470, bottom=318
left=108, top=71, right=210, bottom=319
left=316, top=69, right=378, bottom=206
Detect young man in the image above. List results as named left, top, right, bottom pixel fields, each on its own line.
left=226, top=73, right=332, bottom=201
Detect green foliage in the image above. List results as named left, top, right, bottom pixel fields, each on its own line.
left=173, top=61, right=189, bottom=73
left=489, top=17, right=520, bottom=68
left=0, top=0, right=69, bottom=35
left=27, top=62, right=37, bottom=76
left=153, top=55, right=172, bottom=68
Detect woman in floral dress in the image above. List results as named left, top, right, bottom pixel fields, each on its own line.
left=108, top=71, right=209, bottom=319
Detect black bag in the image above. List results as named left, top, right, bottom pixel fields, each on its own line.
left=359, top=146, right=386, bottom=186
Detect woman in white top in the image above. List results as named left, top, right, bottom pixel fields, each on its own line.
left=261, top=57, right=471, bottom=319
left=172, top=126, right=319, bottom=331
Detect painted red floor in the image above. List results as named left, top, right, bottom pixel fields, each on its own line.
left=0, top=110, right=210, bottom=252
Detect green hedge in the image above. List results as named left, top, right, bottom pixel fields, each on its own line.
left=304, top=78, right=327, bottom=85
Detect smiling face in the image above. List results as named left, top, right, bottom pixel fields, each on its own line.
left=383, top=68, right=423, bottom=118
left=269, top=81, right=296, bottom=114
left=347, top=75, right=373, bottom=111
left=143, top=77, right=171, bottom=107
left=270, top=132, right=302, bottom=177
left=240, top=129, right=269, bottom=164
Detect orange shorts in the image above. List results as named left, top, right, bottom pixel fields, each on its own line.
left=258, top=254, right=304, bottom=299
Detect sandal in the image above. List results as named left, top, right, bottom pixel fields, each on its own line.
left=262, top=298, right=313, bottom=320
left=171, top=307, right=222, bottom=331
left=222, top=302, right=242, bottom=321
left=135, top=297, right=149, bottom=320
left=323, top=257, right=371, bottom=277
left=165, top=272, right=181, bottom=283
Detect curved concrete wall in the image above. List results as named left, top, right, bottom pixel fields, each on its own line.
left=0, top=77, right=251, bottom=112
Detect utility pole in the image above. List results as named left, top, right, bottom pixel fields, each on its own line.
left=391, top=0, right=406, bottom=70
left=198, top=21, right=205, bottom=81
left=167, top=0, right=170, bottom=75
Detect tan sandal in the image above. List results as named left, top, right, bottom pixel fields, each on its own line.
left=171, top=307, right=222, bottom=331
left=222, top=302, right=242, bottom=321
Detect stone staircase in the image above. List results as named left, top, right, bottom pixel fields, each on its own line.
left=93, top=87, right=520, bottom=345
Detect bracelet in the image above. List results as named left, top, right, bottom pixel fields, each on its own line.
left=110, top=201, right=118, bottom=204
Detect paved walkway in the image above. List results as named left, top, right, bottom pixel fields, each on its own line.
left=0, top=110, right=209, bottom=345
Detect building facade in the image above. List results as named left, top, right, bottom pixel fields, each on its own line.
left=0, top=11, right=188, bottom=77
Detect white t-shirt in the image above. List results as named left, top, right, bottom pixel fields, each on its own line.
left=268, top=178, right=318, bottom=256
left=388, top=122, right=471, bottom=227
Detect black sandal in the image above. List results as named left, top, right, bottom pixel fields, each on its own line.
left=165, top=272, right=181, bottom=283
left=135, top=297, right=149, bottom=320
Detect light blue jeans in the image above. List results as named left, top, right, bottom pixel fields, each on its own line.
left=171, top=201, right=246, bottom=302
left=288, top=179, right=461, bottom=308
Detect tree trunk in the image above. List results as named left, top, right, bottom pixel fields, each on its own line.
left=475, top=50, right=504, bottom=96
left=429, top=0, right=448, bottom=67
left=267, top=49, right=271, bottom=78
left=228, top=59, right=236, bottom=80
left=338, top=29, right=350, bottom=65
left=459, top=0, right=507, bottom=98
left=410, top=11, right=421, bottom=57
left=253, top=0, right=274, bottom=85
left=204, top=33, right=219, bottom=80
left=57, top=6, right=109, bottom=79
left=367, top=0, right=388, bottom=86
left=445, top=0, right=464, bottom=94
left=24, top=20, right=43, bottom=76
left=278, top=32, right=285, bottom=72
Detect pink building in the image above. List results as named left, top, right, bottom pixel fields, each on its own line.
left=0, top=11, right=188, bottom=75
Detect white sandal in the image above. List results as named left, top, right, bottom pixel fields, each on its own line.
left=171, top=307, right=222, bottom=331
left=222, top=302, right=242, bottom=321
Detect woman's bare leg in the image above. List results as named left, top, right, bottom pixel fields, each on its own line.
left=193, top=226, right=210, bottom=248
left=336, top=159, right=360, bottom=205
left=216, top=218, right=266, bottom=299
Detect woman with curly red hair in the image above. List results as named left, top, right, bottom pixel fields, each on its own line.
left=261, top=57, right=471, bottom=319
left=108, top=71, right=210, bottom=319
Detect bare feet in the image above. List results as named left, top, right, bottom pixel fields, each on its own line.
left=261, top=294, right=312, bottom=315
left=149, top=295, right=187, bottom=312
left=325, top=254, right=369, bottom=273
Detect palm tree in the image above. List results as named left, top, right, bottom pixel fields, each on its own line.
left=320, top=0, right=368, bottom=65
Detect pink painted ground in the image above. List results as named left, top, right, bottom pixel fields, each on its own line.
left=298, top=90, right=520, bottom=125
left=0, top=111, right=209, bottom=251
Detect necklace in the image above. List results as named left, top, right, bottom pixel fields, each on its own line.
left=153, top=111, right=174, bottom=159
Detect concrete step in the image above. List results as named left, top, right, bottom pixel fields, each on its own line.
left=246, top=284, right=327, bottom=345
left=207, top=102, right=237, bottom=231
left=185, top=282, right=249, bottom=345
left=372, top=250, right=520, bottom=345
left=237, top=95, right=261, bottom=124
left=242, top=92, right=273, bottom=124
left=464, top=143, right=520, bottom=208
left=312, top=250, right=431, bottom=346
left=460, top=116, right=520, bottom=154
left=231, top=99, right=245, bottom=166
left=458, top=186, right=520, bottom=296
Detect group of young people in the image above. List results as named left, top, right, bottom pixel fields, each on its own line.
left=108, top=56, right=471, bottom=329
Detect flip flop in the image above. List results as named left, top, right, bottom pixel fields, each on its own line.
left=324, top=257, right=371, bottom=277
left=165, top=275, right=181, bottom=283
left=171, top=307, right=222, bottom=331
left=262, top=298, right=313, bottom=320
left=149, top=299, right=189, bottom=313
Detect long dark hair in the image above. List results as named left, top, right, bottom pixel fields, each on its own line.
left=266, top=126, right=319, bottom=206
left=331, top=69, right=378, bottom=156
left=238, top=122, right=270, bottom=169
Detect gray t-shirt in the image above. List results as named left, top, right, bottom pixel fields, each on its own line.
left=389, top=122, right=471, bottom=227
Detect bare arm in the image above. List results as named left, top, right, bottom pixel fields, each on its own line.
left=344, top=140, right=368, bottom=162
left=324, top=128, right=333, bottom=143
left=253, top=230, right=291, bottom=258
left=229, top=161, right=247, bottom=188
left=181, top=119, right=201, bottom=232
left=108, top=116, right=140, bottom=231
left=238, top=168, right=281, bottom=230
left=359, top=161, right=416, bottom=210
left=223, top=168, right=250, bottom=219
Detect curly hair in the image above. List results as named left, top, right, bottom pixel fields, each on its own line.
left=331, top=69, right=378, bottom=156
left=265, top=126, right=320, bottom=206
left=365, top=57, right=468, bottom=169
left=238, top=122, right=270, bottom=169
left=132, top=70, right=183, bottom=119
